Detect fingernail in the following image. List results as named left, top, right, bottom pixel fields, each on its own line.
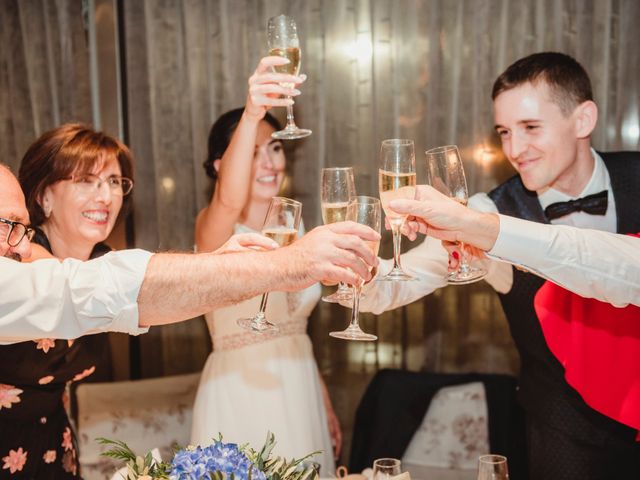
left=452, top=251, right=460, bottom=260
left=299, top=74, right=307, bottom=81
left=292, top=89, right=301, bottom=95
left=286, top=99, right=294, bottom=105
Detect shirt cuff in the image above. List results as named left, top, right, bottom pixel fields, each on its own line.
left=487, top=214, right=550, bottom=265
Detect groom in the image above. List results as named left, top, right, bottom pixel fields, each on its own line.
left=359, top=52, right=640, bottom=479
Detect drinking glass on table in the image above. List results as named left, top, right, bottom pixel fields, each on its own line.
left=378, top=139, right=417, bottom=281
left=267, top=14, right=311, bottom=139
left=477, top=454, right=509, bottom=480
left=237, top=196, right=301, bottom=332
left=320, top=167, right=356, bottom=303
left=373, top=458, right=401, bottom=480
left=425, top=145, right=486, bottom=284
left=329, top=196, right=381, bottom=341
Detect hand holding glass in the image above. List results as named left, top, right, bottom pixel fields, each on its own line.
left=425, top=145, right=486, bottom=284
left=267, top=15, right=311, bottom=139
left=237, top=197, right=302, bottom=332
left=320, top=167, right=356, bottom=303
left=329, top=196, right=381, bottom=341
left=378, top=139, right=417, bottom=281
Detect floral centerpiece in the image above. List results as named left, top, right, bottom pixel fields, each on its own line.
left=99, top=432, right=319, bottom=480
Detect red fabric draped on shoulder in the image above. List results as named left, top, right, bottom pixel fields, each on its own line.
left=534, top=233, right=640, bottom=434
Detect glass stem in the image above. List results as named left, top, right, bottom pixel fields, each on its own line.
left=349, top=283, right=363, bottom=328
left=256, top=293, right=270, bottom=318
left=458, top=241, right=470, bottom=274
left=391, top=222, right=403, bottom=270
left=285, top=98, right=296, bottom=129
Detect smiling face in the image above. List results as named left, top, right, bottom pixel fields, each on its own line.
left=0, top=166, right=32, bottom=261
left=249, top=120, right=287, bottom=202
left=493, top=81, right=594, bottom=195
left=40, top=156, right=123, bottom=250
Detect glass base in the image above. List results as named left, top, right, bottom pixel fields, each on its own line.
left=271, top=126, right=312, bottom=140
left=237, top=316, right=279, bottom=333
left=322, top=286, right=353, bottom=303
left=377, top=267, right=417, bottom=282
left=447, top=266, right=487, bottom=285
left=329, top=325, right=377, bottom=341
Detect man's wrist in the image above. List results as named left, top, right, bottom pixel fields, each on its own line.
left=463, top=211, right=500, bottom=251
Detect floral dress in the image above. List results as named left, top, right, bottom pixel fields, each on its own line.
left=0, top=231, right=111, bottom=479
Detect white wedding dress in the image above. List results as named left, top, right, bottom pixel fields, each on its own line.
left=190, top=224, right=335, bottom=474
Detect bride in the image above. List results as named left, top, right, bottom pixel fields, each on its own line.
left=190, top=55, right=340, bottom=473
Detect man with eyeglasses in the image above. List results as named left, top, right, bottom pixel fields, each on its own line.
left=0, top=163, right=379, bottom=343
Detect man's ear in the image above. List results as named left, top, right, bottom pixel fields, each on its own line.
left=574, top=100, right=598, bottom=139
left=213, top=159, right=221, bottom=173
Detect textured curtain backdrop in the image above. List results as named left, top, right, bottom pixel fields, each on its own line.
left=0, top=0, right=92, bottom=172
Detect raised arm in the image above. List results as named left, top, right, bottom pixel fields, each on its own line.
left=195, top=56, right=304, bottom=252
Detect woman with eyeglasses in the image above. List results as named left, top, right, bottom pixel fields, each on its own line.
left=0, top=124, right=133, bottom=479
left=189, top=57, right=340, bottom=472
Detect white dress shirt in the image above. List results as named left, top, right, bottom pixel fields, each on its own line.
left=0, top=249, right=152, bottom=344
left=359, top=150, right=637, bottom=312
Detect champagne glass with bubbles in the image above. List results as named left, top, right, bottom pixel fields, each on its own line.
left=321, top=167, right=356, bottom=303
left=378, top=139, right=417, bottom=281
left=425, top=145, right=486, bottom=284
left=267, top=15, right=311, bottom=140
left=237, top=197, right=302, bottom=332
left=329, top=196, right=381, bottom=341
left=477, top=455, right=509, bottom=480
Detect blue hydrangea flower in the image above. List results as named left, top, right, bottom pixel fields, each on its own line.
left=170, top=441, right=266, bottom=480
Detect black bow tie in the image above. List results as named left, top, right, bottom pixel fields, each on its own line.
left=544, top=190, right=609, bottom=220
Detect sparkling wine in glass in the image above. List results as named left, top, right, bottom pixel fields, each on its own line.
left=321, top=167, right=356, bottom=303
left=237, top=197, right=302, bottom=332
left=378, top=139, right=417, bottom=281
left=329, top=196, right=381, bottom=341
left=373, top=458, right=401, bottom=480
left=267, top=15, right=311, bottom=140
left=477, top=455, right=509, bottom=480
left=425, top=145, right=486, bottom=284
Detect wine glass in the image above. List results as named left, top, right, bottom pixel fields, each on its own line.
left=425, top=145, right=487, bottom=284
left=267, top=15, right=311, bottom=140
left=373, top=458, right=401, bottom=480
left=378, top=139, right=417, bottom=281
left=329, top=196, right=381, bottom=341
left=237, top=197, right=302, bottom=332
left=477, top=454, right=509, bottom=480
left=320, top=167, right=356, bottom=303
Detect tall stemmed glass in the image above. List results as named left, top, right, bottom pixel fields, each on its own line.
left=378, top=139, right=417, bottom=281
left=330, top=196, right=381, bottom=341
left=267, top=15, right=311, bottom=140
left=320, top=167, right=356, bottom=303
left=425, top=145, right=486, bottom=284
left=237, top=197, right=302, bottom=332
left=477, top=455, right=509, bottom=480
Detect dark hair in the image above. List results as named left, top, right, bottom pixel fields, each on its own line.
left=18, top=123, right=135, bottom=227
left=492, top=52, right=593, bottom=115
left=203, top=108, right=282, bottom=180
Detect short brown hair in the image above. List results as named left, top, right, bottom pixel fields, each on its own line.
left=492, top=52, right=593, bottom=115
left=18, top=123, right=134, bottom=227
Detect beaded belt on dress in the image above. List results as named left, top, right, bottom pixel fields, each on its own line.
left=213, top=319, right=307, bottom=351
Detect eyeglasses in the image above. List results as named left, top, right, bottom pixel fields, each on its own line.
left=0, top=217, right=35, bottom=247
left=67, top=174, right=134, bottom=196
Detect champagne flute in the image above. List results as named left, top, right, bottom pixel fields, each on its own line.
left=329, top=196, right=381, bottom=341
left=320, top=167, right=356, bottom=303
left=237, top=197, right=302, bottom=332
left=477, top=454, right=509, bottom=480
left=373, top=458, right=401, bottom=480
left=378, top=139, right=417, bottom=281
left=267, top=15, right=311, bottom=140
left=425, top=145, right=487, bottom=284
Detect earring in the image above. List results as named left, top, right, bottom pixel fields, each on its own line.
left=43, top=204, right=51, bottom=218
